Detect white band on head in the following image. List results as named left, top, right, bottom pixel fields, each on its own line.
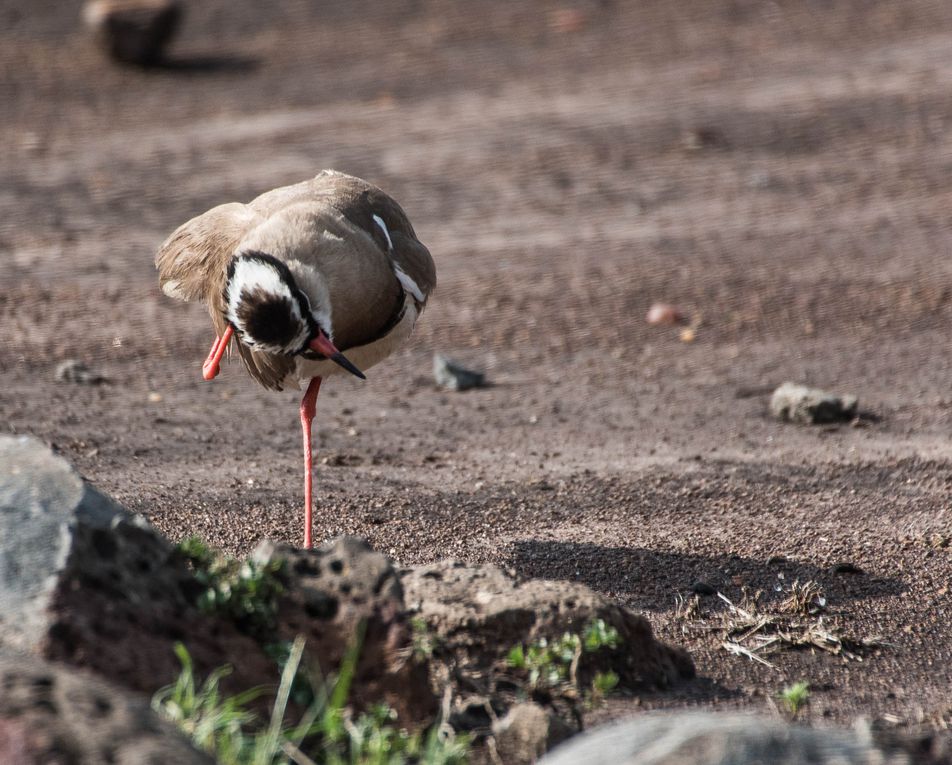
left=226, top=256, right=310, bottom=354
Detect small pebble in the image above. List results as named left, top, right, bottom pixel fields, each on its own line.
left=433, top=353, right=486, bottom=391
left=83, top=0, right=183, bottom=66
left=646, top=303, right=685, bottom=326
left=55, top=359, right=105, bottom=385
left=769, top=381, right=858, bottom=425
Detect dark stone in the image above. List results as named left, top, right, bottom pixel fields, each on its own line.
left=83, top=0, right=182, bottom=66
left=433, top=353, right=486, bottom=391
left=769, top=382, right=858, bottom=425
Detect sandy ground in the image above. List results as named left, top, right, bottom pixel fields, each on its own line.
left=3, top=0, right=952, bottom=739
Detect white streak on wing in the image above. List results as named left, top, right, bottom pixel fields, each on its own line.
left=161, top=279, right=187, bottom=300
left=393, top=264, right=425, bottom=303
left=372, top=214, right=393, bottom=251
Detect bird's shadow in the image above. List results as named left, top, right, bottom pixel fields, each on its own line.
left=509, top=539, right=906, bottom=613
left=146, top=53, right=260, bottom=75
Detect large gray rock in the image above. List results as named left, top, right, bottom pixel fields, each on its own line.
left=540, top=713, right=920, bottom=765
left=769, top=381, right=858, bottom=424
left=0, top=436, right=432, bottom=725
left=0, top=434, right=274, bottom=696
left=0, top=651, right=211, bottom=764
left=0, top=434, right=145, bottom=652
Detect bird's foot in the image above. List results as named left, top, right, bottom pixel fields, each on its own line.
left=202, top=326, right=233, bottom=381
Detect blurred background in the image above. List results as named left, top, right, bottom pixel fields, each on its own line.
left=3, top=0, right=952, bottom=724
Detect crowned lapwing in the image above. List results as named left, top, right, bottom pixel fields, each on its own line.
left=156, top=170, right=435, bottom=548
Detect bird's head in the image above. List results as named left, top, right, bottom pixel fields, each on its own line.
left=224, top=252, right=365, bottom=379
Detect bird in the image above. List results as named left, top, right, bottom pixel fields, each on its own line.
left=155, top=170, right=435, bottom=548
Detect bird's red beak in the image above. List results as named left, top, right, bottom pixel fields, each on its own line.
left=309, top=331, right=366, bottom=380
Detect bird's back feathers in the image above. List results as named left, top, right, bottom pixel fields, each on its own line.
left=155, top=171, right=435, bottom=390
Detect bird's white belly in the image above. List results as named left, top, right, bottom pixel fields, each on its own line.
left=283, top=303, right=419, bottom=389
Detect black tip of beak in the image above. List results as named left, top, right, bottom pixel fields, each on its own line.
left=331, top=352, right=366, bottom=380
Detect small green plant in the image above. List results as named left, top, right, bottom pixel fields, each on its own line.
left=582, top=619, right=621, bottom=652
left=506, top=632, right=579, bottom=689
left=410, top=617, right=439, bottom=660
left=153, top=634, right=470, bottom=765
left=506, top=619, right=622, bottom=702
left=590, top=670, right=619, bottom=702
left=176, top=536, right=286, bottom=639
left=779, top=681, right=810, bottom=717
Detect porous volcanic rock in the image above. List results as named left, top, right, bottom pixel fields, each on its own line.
left=402, top=560, right=694, bottom=691
left=492, top=702, right=574, bottom=764
left=254, top=538, right=437, bottom=724
left=0, top=435, right=430, bottom=725
left=0, top=651, right=211, bottom=764
left=0, top=434, right=273, bottom=697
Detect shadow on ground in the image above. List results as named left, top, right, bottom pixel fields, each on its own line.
left=509, top=540, right=906, bottom=612
left=150, top=54, right=260, bottom=74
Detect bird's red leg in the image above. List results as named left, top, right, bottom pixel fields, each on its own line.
left=300, top=376, right=323, bottom=549
left=202, top=325, right=234, bottom=381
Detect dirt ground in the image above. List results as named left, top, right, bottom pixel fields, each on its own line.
left=4, top=0, right=952, bottom=742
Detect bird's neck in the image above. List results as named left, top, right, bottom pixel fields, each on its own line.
left=285, top=259, right=334, bottom=338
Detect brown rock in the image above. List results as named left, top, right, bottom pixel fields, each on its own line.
left=83, top=0, right=182, bottom=66
left=402, top=560, right=694, bottom=691
left=0, top=651, right=211, bottom=764
left=255, top=537, right=437, bottom=725
left=646, top=303, right=685, bottom=326
left=492, top=702, right=574, bottom=764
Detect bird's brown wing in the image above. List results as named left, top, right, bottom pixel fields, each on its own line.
left=251, top=172, right=436, bottom=310
left=306, top=173, right=437, bottom=309
left=155, top=201, right=261, bottom=330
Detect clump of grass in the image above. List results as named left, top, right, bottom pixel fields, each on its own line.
left=176, top=536, right=286, bottom=640
left=153, top=634, right=470, bottom=765
left=506, top=619, right=622, bottom=704
left=778, top=681, right=810, bottom=717
left=153, top=642, right=262, bottom=761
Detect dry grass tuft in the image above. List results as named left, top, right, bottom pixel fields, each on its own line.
left=675, top=581, right=888, bottom=671
left=779, top=579, right=827, bottom=617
